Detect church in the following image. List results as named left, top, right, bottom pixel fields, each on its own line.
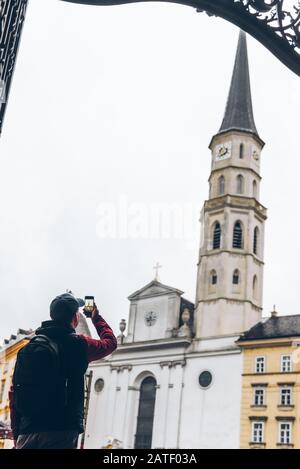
left=84, top=30, right=267, bottom=449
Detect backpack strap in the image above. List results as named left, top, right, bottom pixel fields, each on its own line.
left=31, top=335, right=59, bottom=355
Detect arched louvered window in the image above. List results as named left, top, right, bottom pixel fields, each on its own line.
left=134, top=376, right=157, bottom=449
left=233, top=221, right=243, bottom=249
left=213, top=222, right=221, bottom=249
left=210, top=270, right=218, bottom=285
left=253, top=227, right=259, bottom=255
left=253, top=180, right=257, bottom=198
left=233, top=269, right=240, bottom=285
left=218, top=175, right=225, bottom=195
left=239, top=143, right=244, bottom=159
left=236, top=175, right=244, bottom=194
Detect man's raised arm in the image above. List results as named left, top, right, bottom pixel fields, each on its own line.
left=79, top=308, right=117, bottom=363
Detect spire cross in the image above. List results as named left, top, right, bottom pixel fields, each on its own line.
left=153, top=262, right=162, bottom=281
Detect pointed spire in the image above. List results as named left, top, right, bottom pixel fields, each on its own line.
left=218, top=30, right=259, bottom=138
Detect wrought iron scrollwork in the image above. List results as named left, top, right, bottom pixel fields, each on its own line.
left=0, top=0, right=28, bottom=134
left=196, top=0, right=300, bottom=74
left=241, top=0, right=300, bottom=51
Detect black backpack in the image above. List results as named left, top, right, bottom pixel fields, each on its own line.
left=13, top=335, right=67, bottom=417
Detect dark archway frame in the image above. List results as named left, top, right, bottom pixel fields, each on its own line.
left=63, top=0, right=300, bottom=75
left=0, top=0, right=299, bottom=135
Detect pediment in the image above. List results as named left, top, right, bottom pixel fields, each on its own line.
left=128, top=280, right=184, bottom=301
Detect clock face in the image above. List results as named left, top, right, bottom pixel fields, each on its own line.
left=215, top=142, right=232, bottom=161
left=252, top=146, right=260, bottom=162
left=145, top=311, right=158, bottom=327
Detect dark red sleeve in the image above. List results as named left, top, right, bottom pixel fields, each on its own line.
left=79, top=313, right=117, bottom=363
left=9, top=386, right=20, bottom=443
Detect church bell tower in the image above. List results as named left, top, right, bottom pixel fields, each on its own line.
left=195, top=31, right=267, bottom=339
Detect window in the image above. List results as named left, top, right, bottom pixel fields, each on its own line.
left=134, top=376, right=157, bottom=449
left=253, top=180, right=257, bottom=198
left=239, top=143, right=244, bottom=159
left=253, top=275, right=258, bottom=299
left=255, top=356, right=265, bottom=373
left=278, top=422, right=292, bottom=445
left=254, top=388, right=265, bottom=406
left=280, top=387, right=292, bottom=406
left=3, top=362, right=9, bottom=375
left=281, top=355, right=292, bottom=373
left=199, top=370, right=213, bottom=389
left=213, top=222, right=221, bottom=249
left=252, top=421, right=264, bottom=444
left=218, top=176, right=225, bottom=195
left=232, top=269, right=240, bottom=285
left=0, top=380, right=5, bottom=403
left=210, top=270, right=218, bottom=285
left=94, top=378, right=105, bottom=393
left=236, top=174, right=244, bottom=194
left=232, top=221, right=243, bottom=249
left=253, top=227, right=259, bottom=255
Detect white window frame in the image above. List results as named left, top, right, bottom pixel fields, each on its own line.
left=280, top=386, right=292, bottom=406
left=281, top=355, right=292, bottom=373
left=255, top=356, right=266, bottom=373
left=278, top=421, right=292, bottom=445
left=253, top=387, right=265, bottom=406
left=252, top=421, right=264, bottom=444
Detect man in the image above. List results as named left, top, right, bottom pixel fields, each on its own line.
left=9, top=292, right=117, bottom=449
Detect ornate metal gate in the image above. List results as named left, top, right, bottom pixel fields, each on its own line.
left=64, top=0, right=300, bottom=76
left=0, top=0, right=299, bottom=135
left=0, top=0, right=28, bottom=135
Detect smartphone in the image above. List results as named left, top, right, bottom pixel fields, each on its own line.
left=84, top=295, right=94, bottom=317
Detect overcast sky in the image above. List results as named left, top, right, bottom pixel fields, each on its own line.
left=0, top=0, right=299, bottom=343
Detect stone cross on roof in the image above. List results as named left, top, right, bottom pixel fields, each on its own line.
left=153, top=262, right=162, bottom=281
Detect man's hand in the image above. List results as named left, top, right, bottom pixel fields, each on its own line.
left=91, top=303, right=99, bottom=320
left=83, top=301, right=99, bottom=319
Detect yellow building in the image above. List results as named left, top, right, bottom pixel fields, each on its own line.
left=237, top=309, right=300, bottom=449
left=0, top=329, right=33, bottom=449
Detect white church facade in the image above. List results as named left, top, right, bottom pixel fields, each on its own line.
left=84, top=30, right=267, bottom=449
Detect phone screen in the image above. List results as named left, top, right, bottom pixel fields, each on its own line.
left=84, top=296, right=94, bottom=311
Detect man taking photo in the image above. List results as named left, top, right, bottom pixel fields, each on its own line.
left=9, top=292, right=117, bottom=449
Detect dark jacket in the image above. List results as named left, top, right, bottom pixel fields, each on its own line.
left=9, top=313, right=117, bottom=439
